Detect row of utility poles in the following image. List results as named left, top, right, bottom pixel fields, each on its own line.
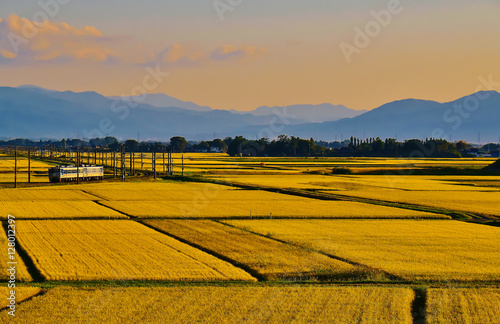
left=1, top=146, right=183, bottom=187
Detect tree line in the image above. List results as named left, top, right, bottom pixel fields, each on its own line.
left=1, top=135, right=496, bottom=158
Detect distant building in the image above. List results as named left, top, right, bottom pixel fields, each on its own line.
left=210, top=147, right=223, bottom=153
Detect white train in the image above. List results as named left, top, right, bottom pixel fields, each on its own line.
left=48, top=165, right=104, bottom=182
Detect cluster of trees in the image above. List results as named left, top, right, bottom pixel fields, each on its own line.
left=346, top=137, right=468, bottom=158
left=0, top=136, right=222, bottom=154
left=1, top=136, right=497, bottom=158
left=226, top=135, right=323, bottom=157
left=223, top=136, right=484, bottom=158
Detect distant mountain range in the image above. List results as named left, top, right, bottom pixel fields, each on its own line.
left=233, top=104, right=367, bottom=124
left=0, top=85, right=499, bottom=143
left=107, top=93, right=213, bottom=112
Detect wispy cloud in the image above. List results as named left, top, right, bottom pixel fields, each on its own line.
left=140, top=43, right=204, bottom=66
left=210, top=45, right=268, bottom=61
left=141, top=44, right=268, bottom=66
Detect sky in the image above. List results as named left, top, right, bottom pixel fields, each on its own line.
left=1, top=0, right=500, bottom=111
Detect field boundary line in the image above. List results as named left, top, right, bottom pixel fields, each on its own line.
left=7, top=280, right=500, bottom=289
left=0, top=288, right=48, bottom=312
left=93, top=201, right=133, bottom=219
left=0, top=216, right=129, bottom=221
left=79, top=189, right=108, bottom=200
left=411, top=287, right=427, bottom=324
left=1, top=221, right=46, bottom=282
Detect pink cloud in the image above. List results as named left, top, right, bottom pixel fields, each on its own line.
left=0, top=14, right=116, bottom=64
left=0, top=15, right=270, bottom=67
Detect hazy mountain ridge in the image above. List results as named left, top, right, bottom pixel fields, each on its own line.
left=275, top=92, right=500, bottom=142
left=249, top=104, right=367, bottom=123
left=1, top=86, right=499, bottom=142
left=107, top=93, right=213, bottom=112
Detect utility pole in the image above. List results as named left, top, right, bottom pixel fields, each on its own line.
left=167, top=150, right=172, bottom=175
left=14, top=147, right=17, bottom=188
left=28, top=147, right=31, bottom=183
left=129, top=149, right=133, bottom=176
left=121, top=146, right=126, bottom=182
left=171, top=149, right=174, bottom=175
left=153, top=150, right=157, bottom=180
left=182, top=154, right=184, bottom=177
left=76, top=149, right=80, bottom=185
left=113, top=151, right=117, bottom=179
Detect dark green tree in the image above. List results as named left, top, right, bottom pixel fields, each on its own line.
left=125, top=139, right=139, bottom=152
left=227, top=136, right=247, bottom=156
left=170, top=136, right=188, bottom=153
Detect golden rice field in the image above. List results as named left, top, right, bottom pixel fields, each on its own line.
left=0, top=157, right=54, bottom=172
left=101, top=198, right=444, bottom=219
left=85, top=187, right=299, bottom=201
left=320, top=175, right=500, bottom=192
left=206, top=173, right=500, bottom=217
left=0, top=173, right=49, bottom=184
left=0, top=188, right=96, bottom=200
left=0, top=286, right=415, bottom=324
left=27, top=179, right=227, bottom=193
left=0, top=154, right=499, bottom=322
left=331, top=189, right=500, bottom=217
left=0, top=201, right=126, bottom=219
left=225, top=219, right=500, bottom=281
left=0, top=226, right=31, bottom=282
left=142, top=219, right=364, bottom=280
left=207, top=174, right=500, bottom=192
left=426, top=288, right=500, bottom=324
left=31, top=180, right=444, bottom=219
left=0, top=287, right=41, bottom=308
left=16, top=220, right=255, bottom=281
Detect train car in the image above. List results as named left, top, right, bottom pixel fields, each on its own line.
left=48, top=165, right=104, bottom=183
